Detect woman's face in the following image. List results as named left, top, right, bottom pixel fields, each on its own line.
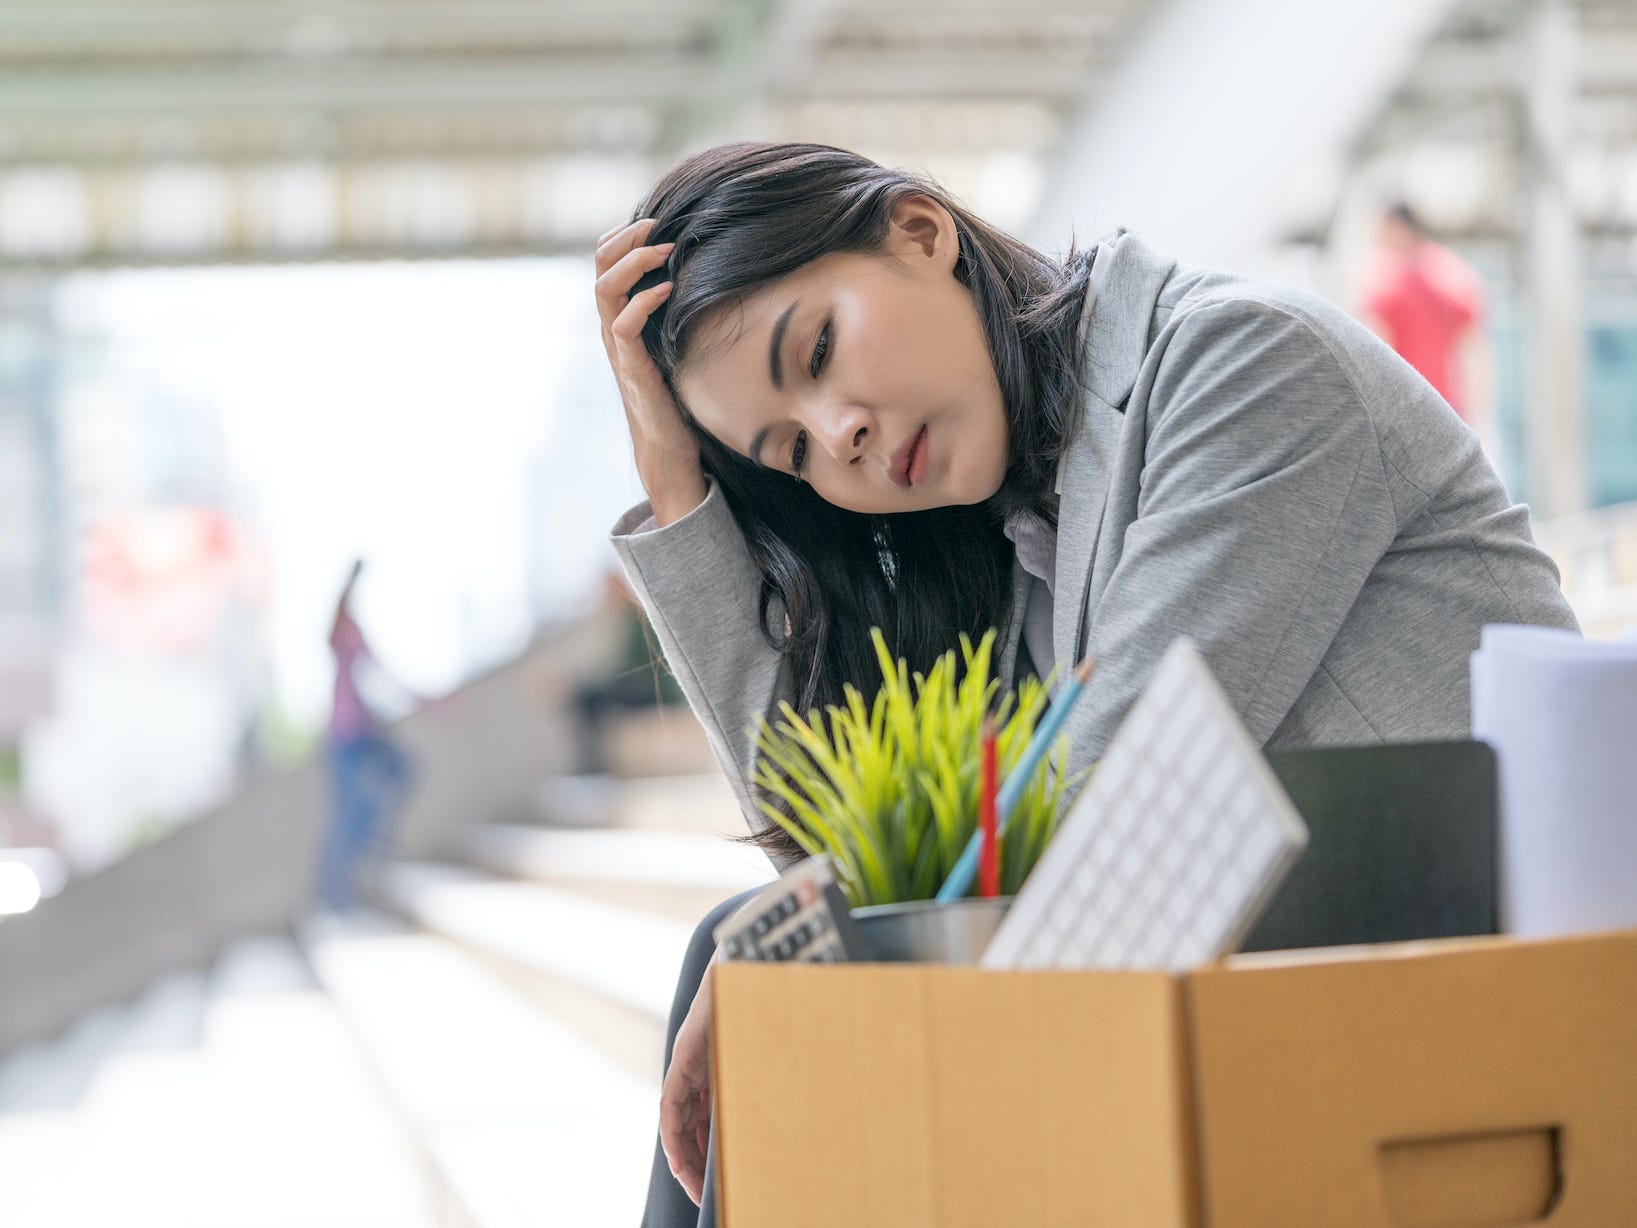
left=672, top=196, right=1009, bottom=515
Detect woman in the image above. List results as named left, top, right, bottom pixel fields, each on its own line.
left=594, top=142, right=1578, bottom=1222
left=317, top=559, right=416, bottom=912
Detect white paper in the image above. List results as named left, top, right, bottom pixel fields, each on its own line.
left=1470, top=625, right=1637, bottom=937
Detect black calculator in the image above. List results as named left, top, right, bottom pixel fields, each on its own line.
left=712, top=854, right=865, bottom=962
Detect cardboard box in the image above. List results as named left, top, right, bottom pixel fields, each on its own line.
left=711, top=928, right=1637, bottom=1227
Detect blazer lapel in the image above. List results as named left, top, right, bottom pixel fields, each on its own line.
left=996, top=552, right=1033, bottom=689
left=1051, top=232, right=1179, bottom=670
left=1051, top=405, right=1117, bottom=671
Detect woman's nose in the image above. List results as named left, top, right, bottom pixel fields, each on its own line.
left=814, top=410, right=870, bottom=465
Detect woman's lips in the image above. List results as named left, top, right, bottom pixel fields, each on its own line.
left=893, top=424, right=929, bottom=488
left=907, top=425, right=930, bottom=487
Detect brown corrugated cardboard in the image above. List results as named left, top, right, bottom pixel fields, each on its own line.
left=1378, top=1129, right=1558, bottom=1227
left=711, top=929, right=1637, bottom=1227
left=1187, top=929, right=1637, bottom=1226
left=712, top=964, right=1197, bottom=1228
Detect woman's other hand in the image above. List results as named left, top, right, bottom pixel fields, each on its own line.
left=658, top=956, right=715, bottom=1205
left=595, top=217, right=707, bottom=527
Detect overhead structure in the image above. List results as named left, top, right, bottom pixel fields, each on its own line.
left=1033, top=0, right=1637, bottom=519
left=1026, top=0, right=1457, bottom=279
left=1319, top=0, right=1637, bottom=257
left=0, top=0, right=1155, bottom=268
left=1314, top=0, right=1637, bottom=518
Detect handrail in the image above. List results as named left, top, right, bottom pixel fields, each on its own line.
left=0, top=621, right=599, bottom=1055
left=1534, top=499, right=1637, bottom=638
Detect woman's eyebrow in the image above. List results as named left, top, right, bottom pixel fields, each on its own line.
left=768, top=299, right=801, bottom=391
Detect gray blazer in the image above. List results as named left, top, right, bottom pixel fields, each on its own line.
left=611, top=232, right=1579, bottom=856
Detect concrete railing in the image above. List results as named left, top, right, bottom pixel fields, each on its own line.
left=0, top=620, right=607, bottom=1056
left=1535, top=499, right=1637, bottom=639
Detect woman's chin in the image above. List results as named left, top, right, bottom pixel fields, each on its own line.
left=947, top=465, right=1008, bottom=506
left=919, top=485, right=1001, bottom=511
left=818, top=470, right=1004, bottom=514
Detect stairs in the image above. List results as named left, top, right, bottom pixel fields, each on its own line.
left=0, top=772, right=774, bottom=1228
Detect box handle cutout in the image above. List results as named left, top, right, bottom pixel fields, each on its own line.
left=1379, top=1126, right=1562, bottom=1227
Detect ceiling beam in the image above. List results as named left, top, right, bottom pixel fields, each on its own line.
left=0, top=57, right=700, bottom=114
left=0, top=98, right=1075, bottom=169
left=0, top=240, right=594, bottom=271
left=1398, top=25, right=1637, bottom=98
left=805, top=55, right=1098, bottom=100
left=0, top=52, right=1101, bottom=121
left=0, top=2, right=717, bottom=55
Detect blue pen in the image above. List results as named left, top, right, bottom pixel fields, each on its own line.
left=936, top=657, right=1095, bottom=902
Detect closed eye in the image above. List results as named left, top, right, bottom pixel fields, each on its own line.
left=809, top=322, right=830, bottom=378
left=783, top=322, right=827, bottom=477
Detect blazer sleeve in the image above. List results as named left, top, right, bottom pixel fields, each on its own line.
left=609, top=479, right=795, bottom=857
left=1070, top=296, right=1399, bottom=760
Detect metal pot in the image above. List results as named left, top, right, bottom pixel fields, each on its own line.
left=850, top=896, right=1014, bottom=964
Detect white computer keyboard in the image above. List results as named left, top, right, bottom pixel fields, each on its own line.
left=982, top=638, right=1308, bottom=972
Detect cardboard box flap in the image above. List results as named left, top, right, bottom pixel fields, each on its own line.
left=713, top=964, right=1196, bottom=1228
left=1185, top=928, right=1637, bottom=1227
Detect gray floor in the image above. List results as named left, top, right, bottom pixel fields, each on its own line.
left=0, top=773, right=771, bottom=1228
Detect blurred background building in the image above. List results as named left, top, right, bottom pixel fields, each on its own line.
left=0, top=1, right=1633, bottom=1224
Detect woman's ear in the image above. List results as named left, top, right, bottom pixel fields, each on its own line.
left=887, top=194, right=959, bottom=273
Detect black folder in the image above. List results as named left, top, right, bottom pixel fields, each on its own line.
left=1240, top=740, right=1499, bottom=953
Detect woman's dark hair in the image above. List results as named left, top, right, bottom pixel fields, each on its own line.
left=629, top=141, right=1094, bottom=859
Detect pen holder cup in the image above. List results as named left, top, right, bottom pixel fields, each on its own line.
left=850, top=897, right=1013, bottom=964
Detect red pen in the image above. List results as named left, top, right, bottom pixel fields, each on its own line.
left=980, top=713, right=999, bottom=898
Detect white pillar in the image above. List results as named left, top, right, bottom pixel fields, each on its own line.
left=1522, top=0, right=1590, bottom=517
left=1027, top=0, right=1456, bottom=284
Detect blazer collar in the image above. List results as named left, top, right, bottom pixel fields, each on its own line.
left=1002, top=232, right=1181, bottom=685
left=1079, top=229, right=1180, bottom=414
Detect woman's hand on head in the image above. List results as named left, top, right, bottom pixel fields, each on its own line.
left=595, top=218, right=707, bottom=526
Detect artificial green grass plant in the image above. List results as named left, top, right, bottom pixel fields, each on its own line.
left=751, top=628, right=1084, bottom=907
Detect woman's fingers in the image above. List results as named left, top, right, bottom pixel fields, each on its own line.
left=595, top=243, right=674, bottom=328
left=658, top=969, right=716, bottom=1206
left=659, top=1075, right=710, bottom=1205
left=593, top=216, right=656, bottom=274
left=594, top=216, right=651, bottom=263
left=592, top=215, right=672, bottom=355
left=591, top=215, right=705, bottom=521
left=595, top=231, right=671, bottom=290
left=691, top=1101, right=711, bottom=1201
left=608, top=280, right=672, bottom=344
left=680, top=1090, right=711, bottom=1204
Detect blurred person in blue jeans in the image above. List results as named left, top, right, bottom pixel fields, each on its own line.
left=317, top=559, right=416, bottom=911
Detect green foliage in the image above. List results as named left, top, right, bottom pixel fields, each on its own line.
left=752, top=628, right=1086, bottom=907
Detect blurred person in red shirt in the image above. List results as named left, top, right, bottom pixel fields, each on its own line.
left=317, top=559, right=417, bottom=911
left=1359, top=203, right=1495, bottom=452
